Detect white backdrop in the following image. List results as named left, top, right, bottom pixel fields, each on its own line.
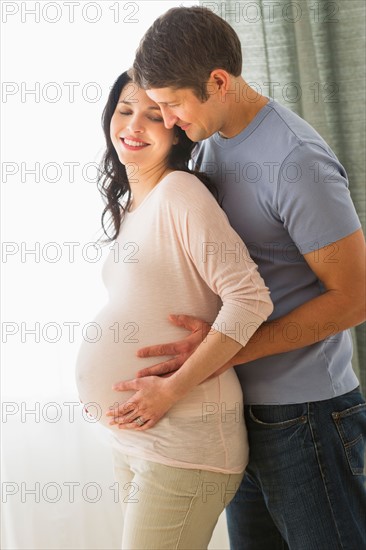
left=1, top=1, right=230, bottom=548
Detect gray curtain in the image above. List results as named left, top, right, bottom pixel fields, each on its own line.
left=199, top=0, right=365, bottom=391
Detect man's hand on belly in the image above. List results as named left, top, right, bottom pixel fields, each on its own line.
left=135, top=314, right=211, bottom=378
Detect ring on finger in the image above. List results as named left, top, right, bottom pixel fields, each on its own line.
left=134, top=416, right=146, bottom=427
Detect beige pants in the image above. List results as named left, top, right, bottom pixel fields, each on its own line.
left=111, top=448, right=244, bottom=550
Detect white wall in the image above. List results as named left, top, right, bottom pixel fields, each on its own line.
left=1, top=1, right=230, bottom=548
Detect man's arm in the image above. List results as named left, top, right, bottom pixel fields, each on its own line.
left=136, top=229, right=366, bottom=377
left=234, top=228, right=365, bottom=364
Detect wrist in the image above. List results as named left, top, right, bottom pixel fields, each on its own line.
left=164, top=372, right=190, bottom=402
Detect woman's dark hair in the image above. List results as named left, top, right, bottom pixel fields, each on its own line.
left=97, top=70, right=216, bottom=242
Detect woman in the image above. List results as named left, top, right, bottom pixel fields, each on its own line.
left=75, top=70, right=273, bottom=549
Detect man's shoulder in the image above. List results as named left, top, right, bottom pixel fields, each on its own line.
left=265, top=100, right=329, bottom=148
left=195, top=99, right=331, bottom=159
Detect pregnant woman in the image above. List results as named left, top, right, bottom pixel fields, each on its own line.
left=75, top=70, right=273, bottom=550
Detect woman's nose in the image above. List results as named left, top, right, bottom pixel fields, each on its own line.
left=127, top=115, right=144, bottom=133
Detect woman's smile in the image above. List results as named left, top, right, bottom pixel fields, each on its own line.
left=120, top=136, right=150, bottom=150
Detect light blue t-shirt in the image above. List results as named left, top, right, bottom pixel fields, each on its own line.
left=193, top=98, right=361, bottom=404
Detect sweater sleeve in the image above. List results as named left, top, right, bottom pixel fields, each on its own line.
left=161, top=172, right=274, bottom=347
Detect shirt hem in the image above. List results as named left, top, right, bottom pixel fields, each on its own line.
left=110, top=440, right=247, bottom=474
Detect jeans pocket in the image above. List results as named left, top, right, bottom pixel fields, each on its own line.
left=332, top=403, right=366, bottom=475
left=248, top=405, right=307, bottom=429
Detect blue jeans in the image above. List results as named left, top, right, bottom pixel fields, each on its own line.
left=226, top=386, right=366, bottom=550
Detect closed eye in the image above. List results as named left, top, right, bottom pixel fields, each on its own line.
left=118, top=111, right=163, bottom=122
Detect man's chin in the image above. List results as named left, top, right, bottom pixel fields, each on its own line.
left=184, top=127, right=208, bottom=142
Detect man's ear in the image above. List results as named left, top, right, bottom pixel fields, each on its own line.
left=206, top=70, right=232, bottom=99
left=210, top=70, right=231, bottom=91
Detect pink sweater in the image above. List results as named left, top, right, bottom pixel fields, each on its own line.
left=75, top=171, right=273, bottom=473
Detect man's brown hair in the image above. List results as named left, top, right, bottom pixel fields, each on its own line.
left=133, top=7, right=242, bottom=101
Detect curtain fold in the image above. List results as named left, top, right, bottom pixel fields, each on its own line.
left=200, top=0, right=365, bottom=389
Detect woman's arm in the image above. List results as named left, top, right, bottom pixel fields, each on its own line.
left=107, top=174, right=273, bottom=429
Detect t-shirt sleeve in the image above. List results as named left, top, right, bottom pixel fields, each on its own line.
left=275, top=142, right=361, bottom=254
left=162, top=173, right=274, bottom=347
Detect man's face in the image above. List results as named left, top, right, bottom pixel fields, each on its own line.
left=146, top=86, right=224, bottom=142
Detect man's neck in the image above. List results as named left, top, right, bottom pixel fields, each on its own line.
left=219, top=80, right=269, bottom=139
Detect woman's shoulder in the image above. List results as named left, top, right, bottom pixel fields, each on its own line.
left=160, top=170, right=202, bottom=188
left=158, top=170, right=216, bottom=205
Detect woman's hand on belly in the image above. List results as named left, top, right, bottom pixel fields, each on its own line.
left=106, top=375, right=177, bottom=430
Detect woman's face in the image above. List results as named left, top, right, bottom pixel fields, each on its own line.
left=110, top=82, right=178, bottom=171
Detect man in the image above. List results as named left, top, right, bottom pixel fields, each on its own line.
left=114, top=7, right=366, bottom=549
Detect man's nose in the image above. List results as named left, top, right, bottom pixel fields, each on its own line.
left=161, top=108, right=178, bottom=129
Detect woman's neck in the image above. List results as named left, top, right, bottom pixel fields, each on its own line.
left=127, top=164, right=173, bottom=212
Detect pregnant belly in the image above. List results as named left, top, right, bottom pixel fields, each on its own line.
left=75, top=306, right=186, bottom=428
